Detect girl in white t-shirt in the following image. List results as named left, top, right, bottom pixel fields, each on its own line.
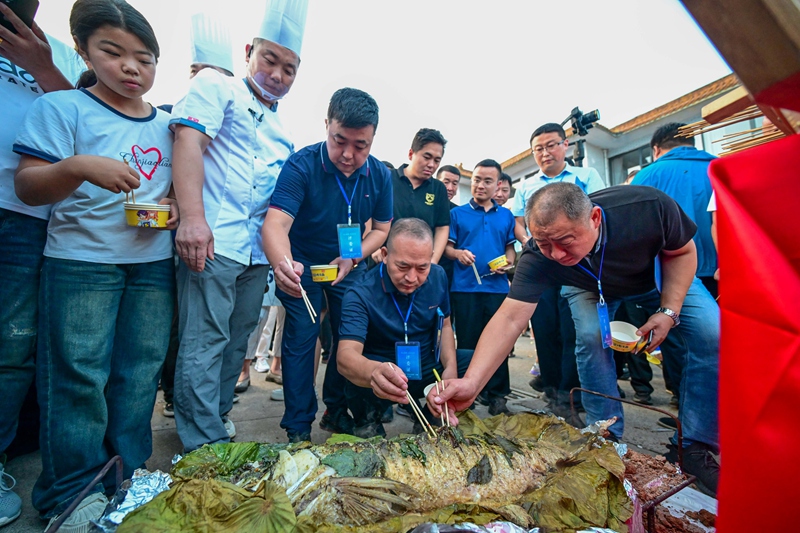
left=13, top=0, right=175, bottom=527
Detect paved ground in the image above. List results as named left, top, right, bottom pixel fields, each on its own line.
left=4, top=335, right=677, bottom=532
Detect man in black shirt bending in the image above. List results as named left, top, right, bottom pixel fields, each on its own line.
left=431, top=182, right=721, bottom=496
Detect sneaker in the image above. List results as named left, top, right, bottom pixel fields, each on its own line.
left=224, top=418, right=236, bottom=439
left=45, top=492, right=108, bottom=533
left=381, top=405, right=394, bottom=423
left=395, top=404, right=412, bottom=418
left=287, top=431, right=311, bottom=444
left=253, top=356, right=270, bottom=373
left=665, top=443, right=719, bottom=497
left=319, top=409, right=355, bottom=435
left=488, top=397, right=510, bottom=416
left=162, top=402, right=174, bottom=417
left=0, top=459, right=22, bottom=527
left=353, top=422, right=386, bottom=439
left=528, top=376, right=544, bottom=393
left=658, top=417, right=678, bottom=430
left=632, top=393, right=653, bottom=406
left=234, top=377, right=250, bottom=393
left=669, top=395, right=680, bottom=408
left=270, top=388, right=284, bottom=402
left=475, top=392, right=490, bottom=406
left=232, top=394, right=240, bottom=404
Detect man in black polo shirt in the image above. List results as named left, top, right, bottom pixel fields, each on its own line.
left=263, top=88, right=393, bottom=442
left=339, top=218, right=469, bottom=437
left=432, top=183, right=720, bottom=496
left=372, top=129, right=451, bottom=265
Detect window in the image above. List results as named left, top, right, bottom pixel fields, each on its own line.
left=609, top=145, right=652, bottom=185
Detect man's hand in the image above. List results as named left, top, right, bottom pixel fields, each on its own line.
left=330, top=257, right=354, bottom=286
left=371, top=362, right=409, bottom=404
left=455, top=249, right=475, bottom=266
left=491, top=264, right=513, bottom=275
left=371, top=249, right=383, bottom=264
left=175, top=215, right=214, bottom=272
left=636, top=312, right=675, bottom=352
left=274, top=258, right=304, bottom=298
left=158, top=197, right=179, bottom=231
left=426, top=376, right=480, bottom=425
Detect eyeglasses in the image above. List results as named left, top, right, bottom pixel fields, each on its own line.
left=531, top=141, right=564, bottom=155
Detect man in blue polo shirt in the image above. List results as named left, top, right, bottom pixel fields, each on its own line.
left=445, top=159, right=516, bottom=415
left=338, top=218, right=470, bottom=437
left=511, top=123, right=606, bottom=419
left=263, top=88, right=393, bottom=442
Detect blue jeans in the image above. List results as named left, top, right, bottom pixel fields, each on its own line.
left=33, top=257, right=174, bottom=518
left=561, top=278, right=719, bottom=448
left=277, top=263, right=366, bottom=436
left=0, top=208, right=48, bottom=454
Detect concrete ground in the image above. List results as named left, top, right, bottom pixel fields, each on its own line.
left=4, top=335, right=677, bottom=532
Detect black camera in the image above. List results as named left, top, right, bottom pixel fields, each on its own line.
left=564, top=107, right=601, bottom=136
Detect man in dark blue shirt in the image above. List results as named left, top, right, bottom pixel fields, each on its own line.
left=445, top=159, right=516, bottom=415
left=338, top=218, right=470, bottom=437
left=262, top=88, right=393, bottom=442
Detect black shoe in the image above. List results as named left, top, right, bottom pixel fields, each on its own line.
left=353, top=422, right=385, bottom=439
left=632, top=393, right=653, bottom=406
left=665, top=443, right=719, bottom=497
left=669, top=395, right=680, bottom=408
left=475, top=392, right=490, bottom=406
left=319, top=409, right=355, bottom=435
left=658, top=416, right=678, bottom=430
left=287, top=431, right=311, bottom=443
left=488, top=397, right=510, bottom=416
left=547, top=401, right=585, bottom=428
left=508, top=351, right=516, bottom=358
left=381, top=405, right=394, bottom=423
left=528, top=376, right=544, bottom=393
left=617, top=385, right=626, bottom=399
left=162, top=402, right=174, bottom=417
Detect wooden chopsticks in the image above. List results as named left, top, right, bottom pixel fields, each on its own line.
left=388, top=363, right=436, bottom=438
left=284, top=255, right=316, bottom=323
left=433, top=369, right=451, bottom=427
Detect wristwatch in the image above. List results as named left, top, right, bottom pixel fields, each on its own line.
left=656, top=307, right=681, bottom=327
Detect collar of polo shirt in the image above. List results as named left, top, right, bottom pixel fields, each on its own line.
left=468, top=198, right=499, bottom=211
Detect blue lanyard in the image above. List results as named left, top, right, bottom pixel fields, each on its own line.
left=575, top=207, right=608, bottom=304
left=381, top=264, right=416, bottom=342
left=334, top=175, right=360, bottom=224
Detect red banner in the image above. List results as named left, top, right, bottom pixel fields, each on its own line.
left=709, top=133, right=800, bottom=531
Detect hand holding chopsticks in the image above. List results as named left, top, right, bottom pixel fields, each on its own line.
left=122, top=156, right=136, bottom=204
left=389, top=363, right=436, bottom=438
left=284, top=255, right=316, bottom=324
left=433, top=369, right=451, bottom=427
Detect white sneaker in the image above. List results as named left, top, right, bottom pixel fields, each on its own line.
left=44, top=492, right=108, bottom=533
left=253, top=356, right=269, bottom=373
left=0, top=462, right=22, bottom=527
left=224, top=418, right=236, bottom=439
left=270, top=388, right=284, bottom=402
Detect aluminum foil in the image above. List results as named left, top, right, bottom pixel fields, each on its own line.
left=92, top=468, right=173, bottom=532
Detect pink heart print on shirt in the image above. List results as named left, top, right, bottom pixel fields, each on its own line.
left=131, top=145, right=163, bottom=180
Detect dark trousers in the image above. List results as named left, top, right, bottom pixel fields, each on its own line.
left=531, top=288, right=581, bottom=407
left=346, top=349, right=474, bottom=432
left=160, top=291, right=179, bottom=404
left=451, top=292, right=510, bottom=399
left=277, top=264, right=367, bottom=435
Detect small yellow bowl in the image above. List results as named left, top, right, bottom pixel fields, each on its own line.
left=124, top=203, right=170, bottom=228
left=488, top=255, right=509, bottom=270
left=311, top=264, right=338, bottom=282
left=609, top=321, right=646, bottom=353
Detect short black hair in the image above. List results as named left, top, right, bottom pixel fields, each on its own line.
left=498, top=172, right=512, bottom=187
left=473, top=159, right=502, bottom=177
left=411, top=128, right=447, bottom=153
left=327, top=88, right=380, bottom=132
left=530, top=123, right=566, bottom=144
left=526, top=182, right=592, bottom=228
left=386, top=218, right=433, bottom=253
left=437, top=165, right=461, bottom=179
left=650, top=122, right=694, bottom=150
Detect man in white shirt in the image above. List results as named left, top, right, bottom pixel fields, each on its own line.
left=170, top=0, right=308, bottom=452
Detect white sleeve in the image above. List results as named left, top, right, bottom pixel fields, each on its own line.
left=169, top=69, right=232, bottom=140
left=13, top=93, right=77, bottom=163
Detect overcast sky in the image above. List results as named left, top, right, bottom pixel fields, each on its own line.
left=35, top=0, right=731, bottom=168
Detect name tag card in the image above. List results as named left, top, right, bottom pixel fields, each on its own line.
left=337, top=224, right=362, bottom=259
left=396, top=341, right=421, bottom=380
left=597, top=301, right=613, bottom=349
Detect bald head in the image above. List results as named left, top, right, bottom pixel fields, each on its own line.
left=386, top=218, right=433, bottom=253
left=526, top=182, right=593, bottom=229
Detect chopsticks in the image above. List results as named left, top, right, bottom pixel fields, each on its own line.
left=433, top=369, right=451, bottom=427
left=122, top=156, right=136, bottom=204
left=284, top=255, right=316, bottom=323
left=471, top=263, right=482, bottom=285
left=389, top=363, right=436, bottom=438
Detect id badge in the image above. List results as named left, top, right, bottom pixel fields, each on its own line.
left=396, top=341, right=421, bottom=380
left=597, top=301, right=613, bottom=349
left=337, top=224, right=362, bottom=259
left=434, top=308, right=445, bottom=363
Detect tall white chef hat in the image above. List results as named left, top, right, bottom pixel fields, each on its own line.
left=190, top=13, right=234, bottom=74
left=257, top=0, right=308, bottom=57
